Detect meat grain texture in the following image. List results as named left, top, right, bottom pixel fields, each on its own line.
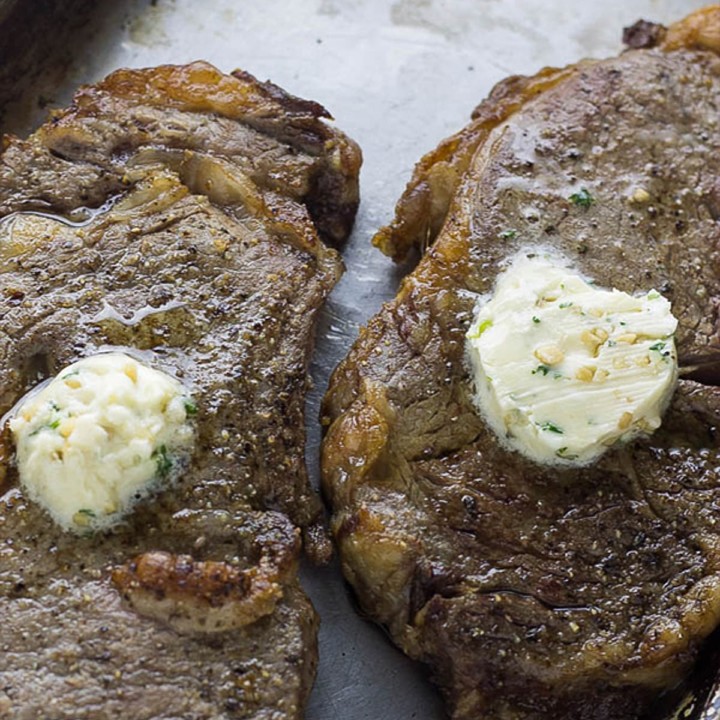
left=323, top=7, right=720, bottom=720
left=0, top=62, right=361, bottom=719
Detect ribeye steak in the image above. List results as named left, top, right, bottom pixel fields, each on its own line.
left=0, top=62, right=361, bottom=719
left=323, top=8, right=720, bottom=719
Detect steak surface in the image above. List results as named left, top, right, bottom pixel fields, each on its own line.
left=322, top=8, right=720, bottom=720
left=0, top=62, right=361, bottom=718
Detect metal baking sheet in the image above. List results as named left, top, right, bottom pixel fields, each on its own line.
left=1, top=1, right=714, bottom=718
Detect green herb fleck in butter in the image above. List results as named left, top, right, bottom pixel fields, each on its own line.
left=466, top=254, right=678, bottom=466
left=569, top=188, right=594, bottom=208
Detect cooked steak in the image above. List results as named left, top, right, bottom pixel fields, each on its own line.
left=0, top=63, right=361, bottom=718
left=322, top=8, right=720, bottom=720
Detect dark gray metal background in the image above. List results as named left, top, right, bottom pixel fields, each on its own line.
left=1, top=1, right=715, bottom=718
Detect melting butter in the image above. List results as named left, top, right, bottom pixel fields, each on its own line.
left=9, top=353, right=196, bottom=532
left=466, top=254, right=678, bottom=465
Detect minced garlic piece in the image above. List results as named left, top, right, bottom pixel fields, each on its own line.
left=9, top=353, right=196, bottom=532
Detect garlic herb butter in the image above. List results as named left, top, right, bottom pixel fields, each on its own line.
left=466, top=254, right=678, bottom=466
left=10, top=353, right=195, bottom=532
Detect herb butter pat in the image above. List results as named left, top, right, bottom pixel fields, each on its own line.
left=466, top=254, right=678, bottom=465
left=10, top=353, right=195, bottom=532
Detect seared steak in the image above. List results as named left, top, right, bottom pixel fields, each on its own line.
left=0, top=63, right=360, bottom=718
left=323, top=8, right=720, bottom=719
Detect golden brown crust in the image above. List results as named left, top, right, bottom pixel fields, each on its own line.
left=663, top=4, right=720, bottom=52
left=371, top=66, right=579, bottom=261
left=55, top=61, right=330, bottom=131
left=373, top=5, right=720, bottom=262
left=35, top=61, right=362, bottom=248
left=110, top=510, right=303, bottom=634
left=112, top=549, right=290, bottom=633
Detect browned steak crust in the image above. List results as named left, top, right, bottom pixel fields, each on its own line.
left=323, top=7, right=720, bottom=720
left=0, top=62, right=361, bottom=718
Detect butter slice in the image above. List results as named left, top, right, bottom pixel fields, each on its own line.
left=466, top=254, right=678, bottom=465
left=9, top=353, right=195, bottom=532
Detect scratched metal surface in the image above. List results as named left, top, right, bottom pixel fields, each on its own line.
left=2, top=1, right=717, bottom=718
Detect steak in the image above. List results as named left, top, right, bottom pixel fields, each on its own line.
left=0, top=62, right=361, bottom=718
left=322, top=8, right=720, bottom=719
